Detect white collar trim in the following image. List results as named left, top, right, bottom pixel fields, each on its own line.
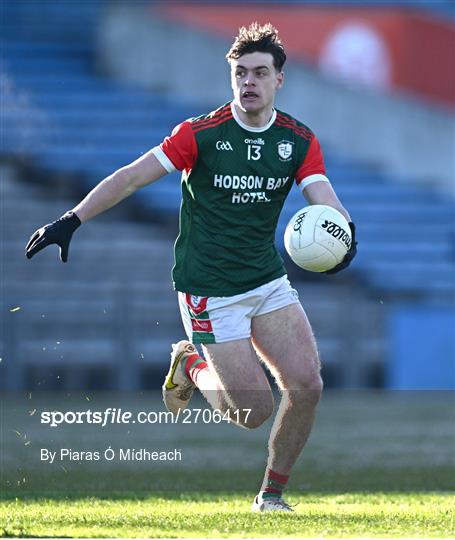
left=230, top=102, right=276, bottom=133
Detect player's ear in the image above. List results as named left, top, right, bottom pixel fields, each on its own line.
left=276, top=71, right=284, bottom=90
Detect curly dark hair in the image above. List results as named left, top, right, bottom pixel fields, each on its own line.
left=226, top=22, right=286, bottom=72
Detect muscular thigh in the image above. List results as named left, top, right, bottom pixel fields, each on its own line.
left=203, top=339, right=271, bottom=391
left=251, top=303, right=321, bottom=389
left=203, top=339, right=273, bottom=415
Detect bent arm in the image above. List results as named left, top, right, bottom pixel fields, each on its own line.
left=72, top=149, right=168, bottom=223
left=303, top=180, right=351, bottom=222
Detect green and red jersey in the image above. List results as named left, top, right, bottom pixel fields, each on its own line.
left=152, top=101, right=327, bottom=296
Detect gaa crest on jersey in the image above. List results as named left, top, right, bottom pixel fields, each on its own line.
left=216, top=140, right=233, bottom=151
left=277, top=140, right=294, bottom=161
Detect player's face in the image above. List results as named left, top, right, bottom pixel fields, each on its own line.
left=231, top=52, right=283, bottom=114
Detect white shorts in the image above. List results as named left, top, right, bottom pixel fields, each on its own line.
left=178, top=275, right=300, bottom=344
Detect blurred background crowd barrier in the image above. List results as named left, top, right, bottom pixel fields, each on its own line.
left=1, top=0, right=454, bottom=392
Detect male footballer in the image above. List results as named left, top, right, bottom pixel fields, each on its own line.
left=26, top=23, right=357, bottom=511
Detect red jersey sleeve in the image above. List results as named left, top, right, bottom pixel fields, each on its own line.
left=295, top=136, right=326, bottom=187
left=160, top=121, right=198, bottom=172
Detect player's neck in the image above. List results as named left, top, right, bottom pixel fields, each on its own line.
left=233, top=103, right=274, bottom=129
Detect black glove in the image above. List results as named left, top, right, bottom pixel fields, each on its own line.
left=25, top=211, right=81, bottom=262
left=325, top=221, right=357, bottom=275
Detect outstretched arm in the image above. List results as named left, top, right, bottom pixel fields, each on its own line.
left=72, top=150, right=168, bottom=222
left=25, top=150, right=168, bottom=261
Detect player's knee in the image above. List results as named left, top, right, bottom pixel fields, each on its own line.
left=242, top=407, right=272, bottom=429
left=299, top=368, right=323, bottom=391
left=307, top=371, right=323, bottom=399
left=239, top=396, right=274, bottom=429
left=298, top=371, right=323, bottom=405
left=284, top=365, right=323, bottom=400
left=280, top=374, right=322, bottom=416
left=284, top=376, right=322, bottom=410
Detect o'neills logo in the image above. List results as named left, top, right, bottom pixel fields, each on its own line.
left=244, top=137, right=265, bottom=145
left=321, top=220, right=351, bottom=249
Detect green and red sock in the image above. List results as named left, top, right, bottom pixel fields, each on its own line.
left=182, top=352, right=207, bottom=385
left=261, top=469, right=289, bottom=500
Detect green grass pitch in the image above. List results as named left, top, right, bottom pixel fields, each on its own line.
left=1, top=492, right=454, bottom=538
left=1, top=391, right=454, bottom=538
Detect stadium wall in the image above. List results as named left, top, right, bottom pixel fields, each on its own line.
left=158, top=4, right=455, bottom=108
left=388, top=305, right=455, bottom=390
left=96, top=3, right=455, bottom=195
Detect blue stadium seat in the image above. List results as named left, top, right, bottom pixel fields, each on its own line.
left=2, top=0, right=454, bottom=298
